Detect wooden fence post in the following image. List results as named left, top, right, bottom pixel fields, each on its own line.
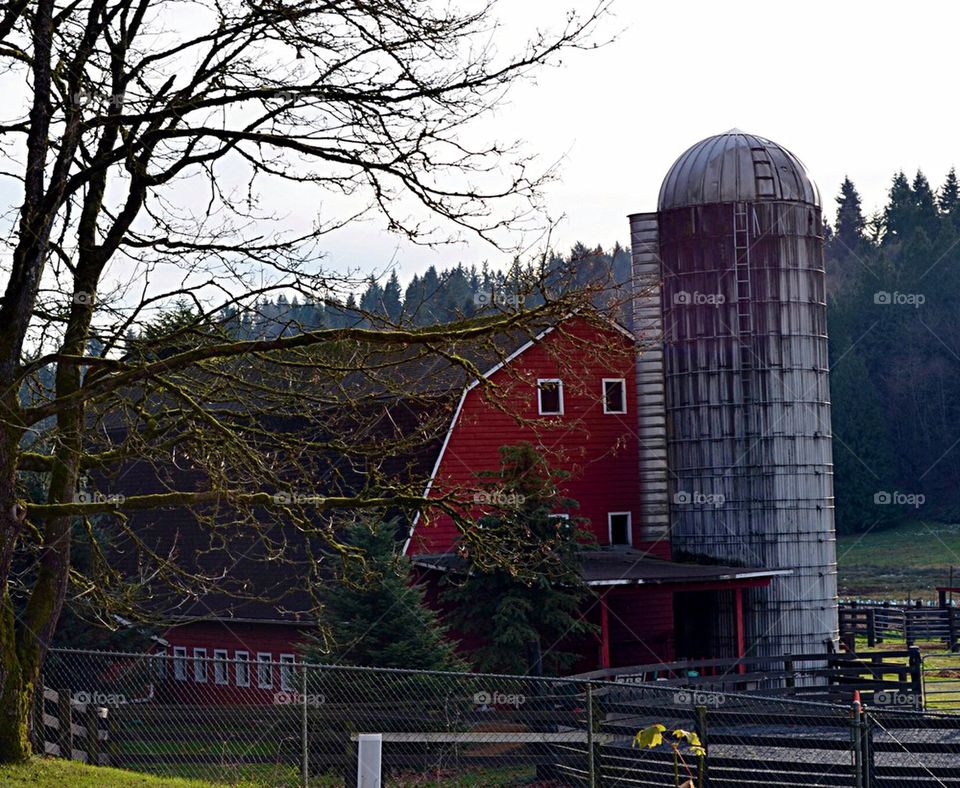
left=908, top=646, right=923, bottom=707
left=851, top=696, right=864, bottom=788
left=57, top=688, right=72, bottom=761
left=86, top=704, right=100, bottom=765
left=866, top=609, right=876, bottom=648
left=696, top=704, right=709, bottom=788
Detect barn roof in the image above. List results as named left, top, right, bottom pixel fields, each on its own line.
left=412, top=548, right=788, bottom=588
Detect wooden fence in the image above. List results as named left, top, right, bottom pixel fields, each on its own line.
left=574, top=649, right=924, bottom=707
left=840, top=602, right=960, bottom=650
left=36, top=686, right=111, bottom=765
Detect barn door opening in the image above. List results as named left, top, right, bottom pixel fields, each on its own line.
left=673, top=590, right=718, bottom=660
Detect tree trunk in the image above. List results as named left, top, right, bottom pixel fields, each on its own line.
left=0, top=430, right=33, bottom=761
left=0, top=598, right=33, bottom=763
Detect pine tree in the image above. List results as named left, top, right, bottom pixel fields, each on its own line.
left=939, top=168, right=960, bottom=219
left=912, top=170, right=940, bottom=239
left=834, top=177, right=867, bottom=257
left=359, top=277, right=385, bottom=317
left=302, top=520, right=463, bottom=670
left=882, top=171, right=915, bottom=245
left=382, top=270, right=403, bottom=321
left=441, top=443, right=594, bottom=675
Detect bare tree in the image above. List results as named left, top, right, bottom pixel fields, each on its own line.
left=0, top=0, right=616, bottom=759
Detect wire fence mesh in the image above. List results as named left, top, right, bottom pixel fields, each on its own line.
left=35, top=647, right=960, bottom=787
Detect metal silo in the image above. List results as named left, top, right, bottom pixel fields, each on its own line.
left=630, top=130, right=838, bottom=658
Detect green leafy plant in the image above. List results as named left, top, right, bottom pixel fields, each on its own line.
left=633, top=724, right=705, bottom=788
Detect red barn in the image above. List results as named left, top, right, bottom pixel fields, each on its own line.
left=404, top=314, right=783, bottom=671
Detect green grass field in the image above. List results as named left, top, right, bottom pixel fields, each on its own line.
left=0, top=758, right=532, bottom=787
left=0, top=757, right=216, bottom=786
left=838, top=520, right=960, bottom=601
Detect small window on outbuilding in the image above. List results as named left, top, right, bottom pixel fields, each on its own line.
left=235, top=651, right=250, bottom=687
left=257, top=652, right=273, bottom=689
left=280, top=654, right=296, bottom=692
left=213, top=649, right=229, bottom=685
left=537, top=379, right=563, bottom=415
left=602, top=378, right=626, bottom=414
left=193, top=648, right=207, bottom=683
left=173, top=647, right=187, bottom=682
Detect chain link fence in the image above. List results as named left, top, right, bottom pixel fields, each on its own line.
left=35, top=648, right=960, bottom=786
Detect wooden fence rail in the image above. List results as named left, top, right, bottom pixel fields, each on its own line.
left=574, top=648, right=924, bottom=706
left=37, top=686, right=110, bottom=765
left=840, top=602, right=960, bottom=651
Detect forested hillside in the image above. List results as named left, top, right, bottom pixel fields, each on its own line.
left=207, top=243, right=633, bottom=336
left=826, top=169, right=960, bottom=533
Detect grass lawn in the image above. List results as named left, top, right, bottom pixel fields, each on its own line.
left=837, top=520, right=960, bottom=601
left=0, top=757, right=533, bottom=787
left=0, top=757, right=218, bottom=786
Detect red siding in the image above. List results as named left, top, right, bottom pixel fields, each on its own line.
left=407, top=318, right=669, bottom=560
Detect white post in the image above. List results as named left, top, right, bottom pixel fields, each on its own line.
left=356, top=733, right=382, bottom=787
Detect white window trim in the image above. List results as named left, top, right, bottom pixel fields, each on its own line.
left=235, top=651, right=250, bottom=688
left=154, top=652, right=166, bottom=681
left=608, top=511, right=633, bottom=547
left=537, top=378, right=564, bottom=416
left=173, top=646, right=187, bottom=682
left=602, top=378, right=627, bottom=414
left=279, top=654, right=296, bottom=692
left=213, top=649, right=229, bottom=685
left=257, top=652, right=273, bottom=689
left=548, top=513, right=570, bottom=520
left=193, top=648, right=208, bottom=683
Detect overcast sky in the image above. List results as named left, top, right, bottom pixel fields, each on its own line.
left=321, top=0, right=959, bottom=282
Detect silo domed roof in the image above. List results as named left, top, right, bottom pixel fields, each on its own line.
left=658, top=130, right=820, bottom=211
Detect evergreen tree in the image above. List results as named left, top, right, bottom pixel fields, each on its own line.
left=382, top=271, right=403, bottom=321
left=939, top=168, right=960, bottom=219
left=359, top=277, right=385, bottom=318
left=303, top=520, right=463, bottom=670
left=882, top=171, right=915, bottom=245
left=912, top=170, right=940, bottom=239
left=441, top=443, right=594, bottom=675
left=834, top=177, right=867, bottom=256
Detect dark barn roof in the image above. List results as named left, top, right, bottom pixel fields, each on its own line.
left=412, top=548, right=788, bottom=588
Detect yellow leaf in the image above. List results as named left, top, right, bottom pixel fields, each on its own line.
left=633, top=724, right=666, bottom=749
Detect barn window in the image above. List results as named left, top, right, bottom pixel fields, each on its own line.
left=235, top=651, right=250, bottom=687
left=193, top=648, right=208, bottom=683
left=608, top=512, right=632, bottom=547
left=153, top=652, right=166, bottom=681
left=280, top=654, right=296, bottom=692
left=173, top=647, right=187, bottom=681
left=213, top=649, right=229, bottom=685
left=537, top=379, right=563, bottom=415
left=257, top=652, right=273, bottom=689
left=602, top=378, right=626, bottom=414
